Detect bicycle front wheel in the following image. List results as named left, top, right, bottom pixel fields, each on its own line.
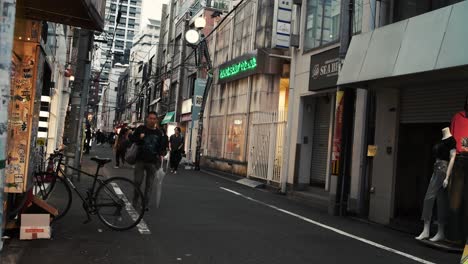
left=95, top=177, right=145, bottom=231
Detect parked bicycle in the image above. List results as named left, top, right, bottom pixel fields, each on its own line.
left=33, top=149, right=145, bottom=231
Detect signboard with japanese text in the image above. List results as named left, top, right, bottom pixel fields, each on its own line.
left=5, top=35, right=42, bottom=193
left=192, top=79, right=207, bottom=122
left=272, top=0, right=293, bottom=49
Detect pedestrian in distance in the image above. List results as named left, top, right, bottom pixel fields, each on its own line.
left=114, top=127, right=129, bottom=168
left=169, top=127, right=184, bottom=174
left=130, top=111, right=165, bottom=209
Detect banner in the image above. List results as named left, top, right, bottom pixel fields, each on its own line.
left=191, top=78, right=207, bottom=123
left=331, top=90, right=344, bottom=175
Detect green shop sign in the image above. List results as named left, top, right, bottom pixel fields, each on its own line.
left=219, top=57, right=257, bottom=80
left=217, top=51, right=264, bottom=84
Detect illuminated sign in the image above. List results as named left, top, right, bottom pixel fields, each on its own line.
left=219, top=57, right=257, bottom=80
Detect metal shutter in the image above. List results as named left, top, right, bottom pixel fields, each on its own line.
left=310, top=97, right=331, bottom=184
left=400, top=83, right=468, bottom=123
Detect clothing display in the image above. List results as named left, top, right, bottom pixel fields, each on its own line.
left=421, top=160, right=449, bottom=223
left=450, top=110, right=468, bottom=240
left=449, top=155, right=468, bottom=240
left=450, top=111, right=468, bottom=154
left=433, top=137, right=456, bottom=161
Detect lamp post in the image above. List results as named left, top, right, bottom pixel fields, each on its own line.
left=185, top=17, right=212, bottom=170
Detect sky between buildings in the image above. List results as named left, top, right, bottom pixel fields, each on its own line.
left=141, top=0, right=168, bottom=29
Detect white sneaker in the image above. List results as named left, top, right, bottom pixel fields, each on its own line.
left=174, top=171, right=177, bottom=174
left=114, top=166, right=119, bottom=169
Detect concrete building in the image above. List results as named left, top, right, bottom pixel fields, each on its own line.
left=93, top=0, right=142, bottom=81
left=97, top=63, right=128, bottom=132
left=129, top=18, right=161, bottom=124
left=285, top=0, right=468, bottom=240
left=153, top=0, right=232, bottom=155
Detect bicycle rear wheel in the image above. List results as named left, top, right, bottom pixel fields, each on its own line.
left=33, top=171, right=56, bottom=200
left=95, top=177, right=145, bottom=231
left=41, top=175, right=72, bottom=222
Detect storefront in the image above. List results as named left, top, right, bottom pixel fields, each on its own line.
left=338, top=1, right=468, bottom=241
left=202, top=49, right=288, bottom=179
left=294, top=47, right=339, bottom=191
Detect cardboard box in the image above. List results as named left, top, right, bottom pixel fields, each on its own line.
left=20, top=214, right=51, bottom=240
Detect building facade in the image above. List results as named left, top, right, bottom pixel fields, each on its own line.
left=198, top=0, right=290, bottom=181
left=285, top=0, right=468, bottom=242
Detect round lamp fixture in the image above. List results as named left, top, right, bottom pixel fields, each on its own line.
left=194, top=17, right=206, bottom=29
left=185, top=29, right=200, bottom=44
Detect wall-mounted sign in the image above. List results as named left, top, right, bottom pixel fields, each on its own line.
left=219, top=57, right=257, bottom=80
left=192, top=79, right=207, bottom=122
left=272, top=0, right=293, bottom=49
left=309, top=47, right=340, bottom=91
left=182, top=99, right=192, bottom=114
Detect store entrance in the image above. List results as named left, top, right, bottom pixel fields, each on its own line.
left=394, top=122, right=449, bottom=231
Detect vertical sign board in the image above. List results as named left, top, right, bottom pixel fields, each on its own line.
left=272, top=0, right=293, bottom=49
left=331, top=90, right=344, bottom=176
left=192, top=78, right=207, bottom=123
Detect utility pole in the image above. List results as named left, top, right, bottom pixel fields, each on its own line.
left=63, top=28, right=93, bottom=180
left=0, top=0, right=16, bottom=252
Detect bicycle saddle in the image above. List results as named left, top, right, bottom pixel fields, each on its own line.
left=91, top=157, right=112, bottom=166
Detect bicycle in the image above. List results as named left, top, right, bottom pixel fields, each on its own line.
left=33, top=149, right=146, bottom=231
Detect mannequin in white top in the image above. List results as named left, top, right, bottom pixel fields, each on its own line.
left=416, top=127, right=456, bottom=242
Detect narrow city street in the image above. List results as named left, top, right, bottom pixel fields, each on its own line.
left=1, top=146, right=460, bottom=264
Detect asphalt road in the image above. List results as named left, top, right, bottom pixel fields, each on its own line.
left=1, top=146, right=461, bottom=264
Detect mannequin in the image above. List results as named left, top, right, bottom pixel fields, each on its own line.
left=416, top=127, right=456, bottom=241
left=449, top=98, right=468, bottom=242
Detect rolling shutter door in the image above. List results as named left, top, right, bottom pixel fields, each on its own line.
left=310, top=97, right=331, bottom=184
left=400, top=84, right=468, bottom=123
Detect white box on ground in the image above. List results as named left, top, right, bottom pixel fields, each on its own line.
left=20, top=214, right=51, bottom=240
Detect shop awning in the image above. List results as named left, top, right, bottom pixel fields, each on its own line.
left=161, top=111, right=175, bottom=124
left=337, top=1, right=468, bottom=87
left=17, top=0, right=105, bottom=31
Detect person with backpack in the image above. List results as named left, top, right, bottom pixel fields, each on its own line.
left=113, top=127, right=129, bottom=168
left=130, top=111, right=164, bottom=209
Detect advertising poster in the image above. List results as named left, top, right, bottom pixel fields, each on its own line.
left=5, top=32, right=41, bottom=193
left=331, top=90, right=344, bottom=176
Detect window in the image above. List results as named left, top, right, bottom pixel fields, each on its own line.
left=127, top=30, right=134, bottom=39
left=353, top=0, right=363, bottom=34
left=110, top=15, right=116, bottom=22
left=394, top=0, right=463, bottom=22
left=110, top=4, right=116, bottom=11
left=304, top=0, right=341, bottom=50
left=130, top=0, right=138, bottom=4
left=128, top=18, right=135, bottom=25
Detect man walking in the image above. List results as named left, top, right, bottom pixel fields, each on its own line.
left=130, top=111, right=164, bottom=209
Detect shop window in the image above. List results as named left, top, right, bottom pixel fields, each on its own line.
left=207, top=116, right=225, bottom=158
left=304, top=0, right=341, bottom=51
left=224, top=115, right=246, bottom=161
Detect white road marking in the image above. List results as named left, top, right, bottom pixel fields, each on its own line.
left=110, top=182, right=151, bottom=235
left=220, top=187, right=436, bottom=264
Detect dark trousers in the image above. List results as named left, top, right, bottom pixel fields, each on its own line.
left=170, top=150, right=182, bottom=171
left=421, top=160, right=449, bottom=223
left=134, top=160, right=161, bottom=207
left=115, top=148, right=126, bottom=166
left=448, top=155, right=468, bottom=241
